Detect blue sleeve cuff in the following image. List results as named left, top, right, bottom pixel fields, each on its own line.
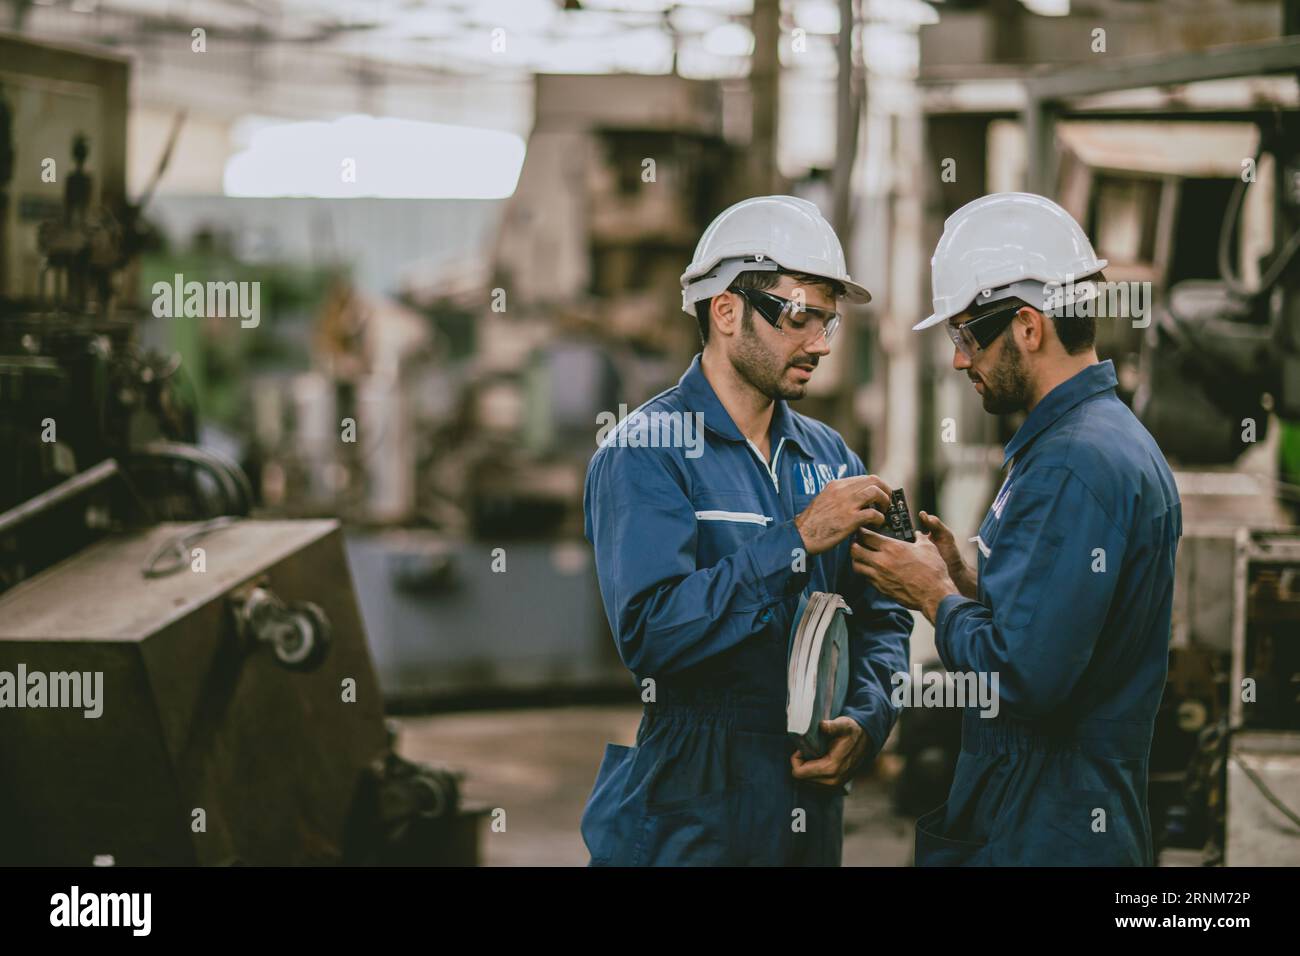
left=841, top=702, right=890, bottom=761
left=746, top=518, right=811, bottom=605
left=935, top=593, right=981, bottom=670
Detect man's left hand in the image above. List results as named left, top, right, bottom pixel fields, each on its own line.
left=852, top=529, right=957, bottom=622
left=790, top=716, right=869, bottom=788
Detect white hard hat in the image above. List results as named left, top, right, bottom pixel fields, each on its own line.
left=914, top=192, right=1107, bottom=331
left=680, top=195, right=871, bottom=316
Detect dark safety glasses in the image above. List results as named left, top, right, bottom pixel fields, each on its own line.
left=728, top=286, right=842, bottom=345
left=946, top=302, right=1022, bottom=359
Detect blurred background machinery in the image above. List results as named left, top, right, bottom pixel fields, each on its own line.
left=1222, top=530, right=1300, bottom=865
left=0, top=32, right=477, bottom=865
left=226, top=72, right=754, bottom=702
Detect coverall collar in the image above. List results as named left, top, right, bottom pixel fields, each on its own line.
left=1002, top=359, right=1119, bottom=468
left=678, top=353, right=813, bottom=455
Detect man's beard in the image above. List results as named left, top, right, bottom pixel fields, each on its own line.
left=730, top=310, right=813, bottom=400
left=978, top=333, right=1033, bottom=414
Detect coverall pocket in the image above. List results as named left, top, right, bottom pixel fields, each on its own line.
left=633, top=719, right=736, bottom=865
left=1039, top=788, right=1124, bottom=866
left=581, top=743, right=638, bottom=866
left=691, top=491, right=773, bottom=567
left=640, top=721, right=731, bottom=811
left=638, top=789, right=735, bottom=866
left=914, top=801, right=990, bottom=867
left=995, top=787, right=1120, bottom=866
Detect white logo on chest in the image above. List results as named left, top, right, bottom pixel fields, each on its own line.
left=799, top=461, right=849, bottom=494
left=800, top=463, right=816, bottom=494
left=991, top=461, right=1018, bottom=519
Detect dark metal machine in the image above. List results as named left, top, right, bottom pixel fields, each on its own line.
left=0, top=32, right=477, bottom=865
left=1024, top=35, right=1300, bottom=466
left=0, top=520, right=379, bottom=864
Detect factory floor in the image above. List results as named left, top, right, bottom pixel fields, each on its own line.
left=394, top=705, right=916, bottom=866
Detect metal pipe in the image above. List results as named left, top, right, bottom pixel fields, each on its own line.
left=749, top=0, right=781, bottom=196
left=0, top=458, right=119, bottom=537
left=1023, top=36, right=1300, bottom=195
left=832, top=0, right=857, bottom=237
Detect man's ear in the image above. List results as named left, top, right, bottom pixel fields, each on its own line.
left=1016, top=306, right=1048, bottom=353
left=711, top=291, right=741, bottom=338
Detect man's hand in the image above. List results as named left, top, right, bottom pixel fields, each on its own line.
left=794, top=475, right=892, bottom=556
left=851, top=528, right=958, bottom=623
left=790, top=716, right=869, bottom=788
left=918, top=510, right=978, bottom=599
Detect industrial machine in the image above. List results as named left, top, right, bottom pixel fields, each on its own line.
left=1223, top=529, right=1300, bottom=864
left=1019, top=37, right=1300, bottom=477
left=0, top=32, right=476, bottom=865
left=0, top=519, right=379, bottom=864
left=1132, top=117, right=1300, bottom=466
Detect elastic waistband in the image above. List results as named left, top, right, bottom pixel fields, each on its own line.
left=640, top=692, right=786, bottom=734
left=961, top=709, right=1152, bottom=759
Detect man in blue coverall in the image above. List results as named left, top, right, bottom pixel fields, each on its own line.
left=855, top=192, right=1182, bottom=866
left=580, top=196, right=913, bottom=866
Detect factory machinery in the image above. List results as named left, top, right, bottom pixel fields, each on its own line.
left=0, top=32, right=477, bottom=865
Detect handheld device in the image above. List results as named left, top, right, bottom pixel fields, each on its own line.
left=880, top=488, right=915, bottom=542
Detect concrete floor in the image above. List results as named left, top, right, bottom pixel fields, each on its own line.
left=394, top=705, right=915, bottom=866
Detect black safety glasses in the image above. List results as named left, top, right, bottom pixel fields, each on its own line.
left=728, top=286, right=842, bottom=345
left=947, top=302, right=1022, bottom=359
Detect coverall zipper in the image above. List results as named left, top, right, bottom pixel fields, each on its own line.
left=745, top=436, right=785, bottom=494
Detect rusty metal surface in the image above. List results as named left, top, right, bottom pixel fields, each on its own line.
left=0, top=519, right=387, bottom=865
left=0, top=519, right=339, bottom=641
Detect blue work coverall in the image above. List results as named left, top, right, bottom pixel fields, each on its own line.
left=580, top=354, right=913, bottom=866
left=916, top=360, right=1182, bottom=866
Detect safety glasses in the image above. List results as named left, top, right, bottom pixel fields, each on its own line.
left=729, top=286, right=842, bottom=345
left=946, top=302, right=1021, bottom=359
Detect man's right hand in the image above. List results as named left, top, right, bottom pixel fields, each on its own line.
left=795, top=476, right=892, bottom=556
left=917, top=510, right=978, bottom=599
